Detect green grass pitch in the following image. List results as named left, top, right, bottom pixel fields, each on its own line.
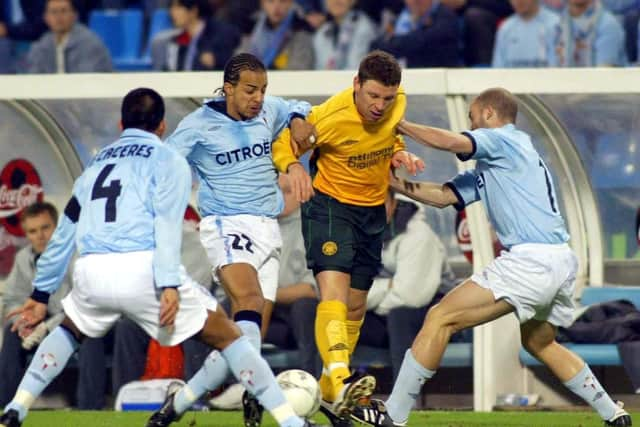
left=16, top=410, right=637, bottom=426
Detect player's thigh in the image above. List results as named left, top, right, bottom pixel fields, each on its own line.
left=127, top=273, right=212, bottom=347
left=257, top=255, right=279, bottom=303
left=64, top=253, right=132, bottom=339
left=301, top=191, right=356, bottom=276
left=350, top=206, right=386, bottom=292
left=199, top=214, right=281, bottom=288
left=427, top=279, right=514, bottom=330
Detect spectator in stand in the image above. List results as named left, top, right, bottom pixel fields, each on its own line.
left=356, top=0, right=404, bottom=25
left=492, top=0, right=561, bottom=68
left=0, top=0, right=47, bottom=73
left=441, top=0, right=514, bottom=66
left=0, top=202, right=107, bottom=410
left=371, top=0, right=460, bottom=68
left=360, top=190, right=460, bottom=380
left=208, top=0, right=260, bottom=35
left=151, top=0, right=240, bottom=71
left=237, top=0, right=314, bottom=70
left=0, top=0, right=47, bottom=42
left=313, top=0, right=378, bottom=70
left=557, top=0, right=627, bottom=67
left=25, top=0, right=112, bottom=73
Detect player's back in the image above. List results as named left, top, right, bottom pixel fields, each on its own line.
left=72, top=128, right=183, bottom=255
left=465, top=124, right=569, bottom=247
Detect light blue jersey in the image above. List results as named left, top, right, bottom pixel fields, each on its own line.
left=34, top=129, right=191, bottom=295
left=167, top=95, right=311, bottom=218
left=492, top=8, right=560, bottom=68
left=447, top=124, right=569, bottom=248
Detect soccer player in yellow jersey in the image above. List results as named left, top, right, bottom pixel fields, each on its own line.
left=272, top=51, right=424, bottom=425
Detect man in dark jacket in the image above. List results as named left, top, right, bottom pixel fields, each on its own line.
left=371, top=0, right=460, bottom=68
left=151, top=0, right=240, bottom=71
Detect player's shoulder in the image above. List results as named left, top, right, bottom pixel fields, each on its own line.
left=178, top=103, right=221, bottom=129
left=390, top=86, right=407, bottom=116
left=313, top=87, right=354, bottom=118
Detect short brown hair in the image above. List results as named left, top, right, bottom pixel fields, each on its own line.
left=20, top=201, right=58, bottom=224
left=358, top=50, right=402, bottom=87
left=474, top=88, right=518, bottom=123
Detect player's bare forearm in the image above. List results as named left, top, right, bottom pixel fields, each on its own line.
left=390, top=175, right=457, bottom=208
left=398, top=119, right=473, bottom=154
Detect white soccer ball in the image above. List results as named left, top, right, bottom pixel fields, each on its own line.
left=276, top=369, right=321, bottom=418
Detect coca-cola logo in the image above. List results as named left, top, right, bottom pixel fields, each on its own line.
left=0, top=159, right=44, bottom=237
left=455, top=209, right=503, bottom=264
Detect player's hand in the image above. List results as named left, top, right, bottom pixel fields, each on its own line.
left=391, top=150, right=425, bottom=176
left=289, top=118, right=317, bottom=156
left=159, top=287, right=179, bottom=330
left=7, top=298, right=47, bottom=334
left=286, top=162, right=314, bottom=203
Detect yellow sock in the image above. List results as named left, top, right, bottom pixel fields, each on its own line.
left=346, top=318, right=364, bottom=356
left=315, top=300, right=351, bottom=402
left=319, top=369, right=332, bottom=401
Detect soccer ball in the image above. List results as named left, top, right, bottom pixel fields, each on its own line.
left=276, top=369, right=321, bottom=418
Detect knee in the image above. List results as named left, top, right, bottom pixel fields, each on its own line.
left=199, top=310, right=241, bottom=349
left=423, top=304, right=457, bottom=335
left=521, top=333, right=554, bottom=355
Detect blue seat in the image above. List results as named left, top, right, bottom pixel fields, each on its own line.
left=89, top=8, right=147, bottom=71
left=141, top=8, right=174, bottom=63
left=520, top=285, right=640, bottom=366
left=148, top=9, right=173, bottom=47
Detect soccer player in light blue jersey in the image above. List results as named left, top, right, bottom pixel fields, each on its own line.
left=163, top=53, right=327, bottom=427
left=0, top=88, right=317, bottom=427
left=351, top=88, right=631, bottom=427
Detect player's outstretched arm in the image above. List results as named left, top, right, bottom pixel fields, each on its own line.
left=389, top=172, right=458, bottom=209
left=397, top=119, right=474, bottom=155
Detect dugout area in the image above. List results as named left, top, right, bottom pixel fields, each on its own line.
left=0, top=69, right=638, bottom=412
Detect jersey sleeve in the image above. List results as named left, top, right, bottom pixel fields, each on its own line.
left=165, top=124, right=205, bottom=161
left=445, top=170, right=481, bottom=210
left=31, top=195, right=80, bottom=303
left=268, top=96, right=312, bottom=136
left=392, top=134, right=406, bottom=153
left=458, top=128, right=504, bottom=162
left=152, top=150, right=192, bottom=288
left=272, top=107, right=317, bottom=173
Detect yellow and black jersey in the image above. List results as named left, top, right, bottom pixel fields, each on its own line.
left=273, top=87, right=406, bottom=206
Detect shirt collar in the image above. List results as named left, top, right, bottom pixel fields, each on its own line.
left=119, top=128, right=162, bottom=143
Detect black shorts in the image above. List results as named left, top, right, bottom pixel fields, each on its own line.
left=301, top=191, right=386, bottom=291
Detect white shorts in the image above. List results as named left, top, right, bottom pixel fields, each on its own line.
left=199, top=214, right=281, bottom=302
left=63, top=251, right=217, bottom=346
left=472, top=243, right=578, bottom=327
